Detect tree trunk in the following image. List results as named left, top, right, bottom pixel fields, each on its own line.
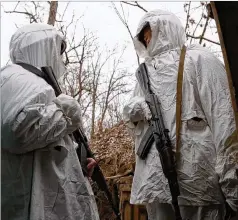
left=47, top=1, right=58, bottom=26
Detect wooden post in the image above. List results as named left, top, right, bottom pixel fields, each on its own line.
left=47, top=1, right=58, bottom=26
left=210, top=2, right=238, bottom=137
left=119, top=176, right=148, bottom=220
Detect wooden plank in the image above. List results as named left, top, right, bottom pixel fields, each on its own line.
left=210, top=1, right=238, bottom=136
left=133, top=206, right=139, bottom=220
left=123, top=201, right=132, bottom=220
left=120, top=186, right=148, bottom=220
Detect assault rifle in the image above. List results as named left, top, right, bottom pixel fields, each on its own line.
left=136, top=63, right=183, bottom=220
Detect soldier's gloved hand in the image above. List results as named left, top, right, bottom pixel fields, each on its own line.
left=140, top=99, right=152, bottom=121
left=123, top=96, right=151, bottom=124
left=53, top=94, right=82, bottom=125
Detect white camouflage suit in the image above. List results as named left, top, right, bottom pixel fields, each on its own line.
left=123, top=10, right=238, bottom=220
left=1, top=24, right=99, bottom=220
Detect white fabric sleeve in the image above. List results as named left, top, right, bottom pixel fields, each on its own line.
left=10, top=93, right=83, bottom=154
left=194, top=51, right=238, bottom=212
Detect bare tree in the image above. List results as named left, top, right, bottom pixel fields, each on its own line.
left=82, top=45, right=132, bottom=137
left=184, top=1, right=220, bottom=46
left=97, top=47, right=130, bottom=129
left=104, top=98, right=125, bottom=128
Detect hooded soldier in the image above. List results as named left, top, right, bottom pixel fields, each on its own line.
left=1, top=23, right=99, bottom=220
left=123, top=10, right=238, bottom=220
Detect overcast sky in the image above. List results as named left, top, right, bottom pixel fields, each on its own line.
left=1, top=1, right=220, bottom=67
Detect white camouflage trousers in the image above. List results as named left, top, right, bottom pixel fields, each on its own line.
left=146, top=202, right=238, bottom=220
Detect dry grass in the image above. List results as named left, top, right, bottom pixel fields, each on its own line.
left=90, top=121, right=135, bottom=219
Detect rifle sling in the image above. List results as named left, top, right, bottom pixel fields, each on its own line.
left=136, top=45, right=187, bottom=159
left=176, top=45, right=187, bottom=153
left=17, top=63, right=52, bottom=87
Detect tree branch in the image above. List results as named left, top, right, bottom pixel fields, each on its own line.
left=112, top=2, right=140, bottom=65
left=13, top=1, right=20, bottom=11
left=186, top=34, right=220, bottom=45
left=199, top=12, right=209, bottom=44
left=4, top=9, right=38, bottom=23
left=121, top=1, right=148, bottom=12
left=184, top=1, right=191, bottom=36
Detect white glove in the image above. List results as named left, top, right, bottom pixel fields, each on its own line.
left=140, top=99, right=152, bottom=121
left=53, top=94, right=82, bottom=126
left=123, top=96, right=151, bottom=124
